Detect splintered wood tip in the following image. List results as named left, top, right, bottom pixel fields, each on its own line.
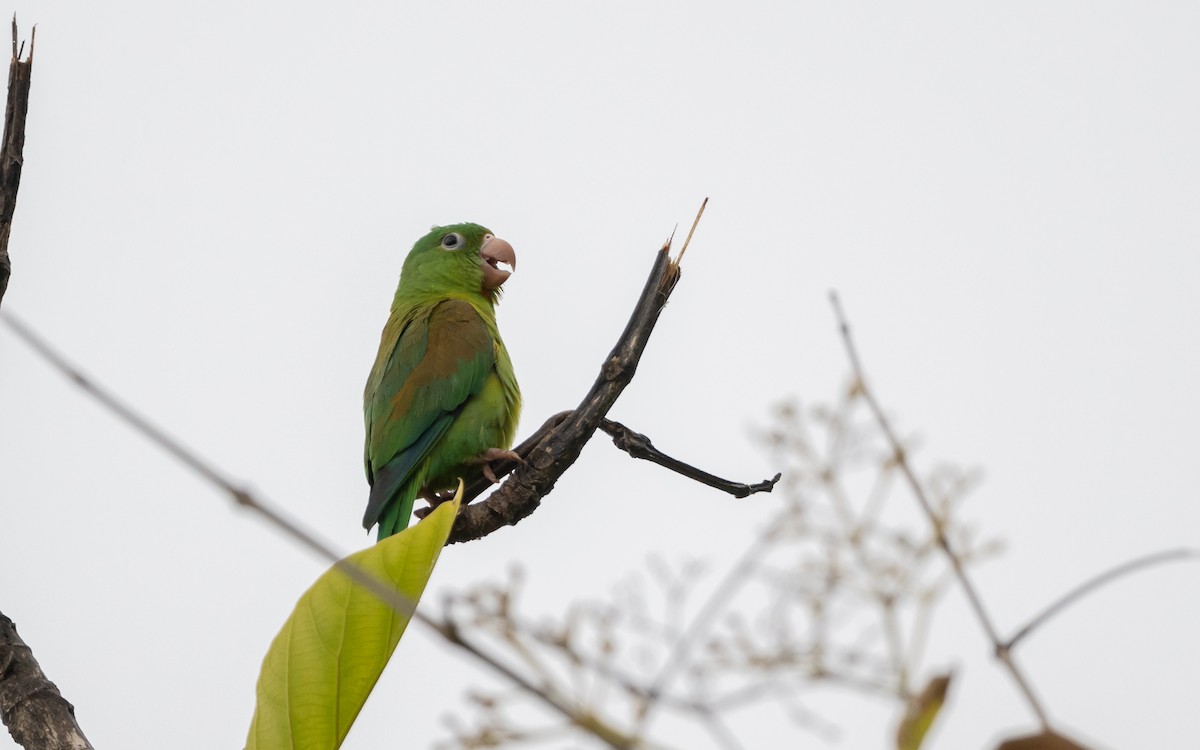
left=675, top=197, right=708, bottom=264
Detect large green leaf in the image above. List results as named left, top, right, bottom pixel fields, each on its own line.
left=245, top=491, right=460, bottom=750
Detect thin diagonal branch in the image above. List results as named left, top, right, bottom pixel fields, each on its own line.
left=1, top=311, right=432, bottom=632
left=0, top=310, right=635, bottom=750
left=828, top=291, right=1052, bottom=731
left=0, top=17, right=33, bottom=310
left=0, top=312, right=380, bottom=581
left=1004, top=547, right=1200, bottom=651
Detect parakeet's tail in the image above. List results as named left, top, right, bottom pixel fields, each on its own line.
left=375, top=492, right=417, bottom=541
left=364, top=414, right=455, bottom=539
left=364, top=459, right=421, bottom=540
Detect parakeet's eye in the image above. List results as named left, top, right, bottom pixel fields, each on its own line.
left=440, top=232, right=465, bottom=251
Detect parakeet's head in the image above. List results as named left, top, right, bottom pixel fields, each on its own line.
left=398, top=222, right=516, bottom=303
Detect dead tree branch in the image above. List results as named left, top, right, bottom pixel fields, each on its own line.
left=599, top=419, right=779, bottom=497
left=443, top=239, right=691, bottom=544
left=0, top=17, right=34, bottom=310
left=433, top=198, right=777, bottom=543
left=0, top=611, right=94, bottom=750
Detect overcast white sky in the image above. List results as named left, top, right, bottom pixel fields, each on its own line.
left=1, top=2, right=1198, bottom=748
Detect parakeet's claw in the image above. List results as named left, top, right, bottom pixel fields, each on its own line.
left=424, top=487, right=459, bottom=509
left=469, top=447, right=525, bottom=484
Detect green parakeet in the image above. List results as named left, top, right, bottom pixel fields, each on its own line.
left=362, top=223, right=522, bottom=540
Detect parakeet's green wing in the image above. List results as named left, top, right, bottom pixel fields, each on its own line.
left=362, top=299, right=495, bottom=529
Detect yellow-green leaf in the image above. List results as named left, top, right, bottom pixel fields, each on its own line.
left=245, top=491, right=460, bottom=750
left=896, top=673, right=952, bottom=750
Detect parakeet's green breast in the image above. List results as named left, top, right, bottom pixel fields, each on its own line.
left=362, top=223, right=521, bottom=540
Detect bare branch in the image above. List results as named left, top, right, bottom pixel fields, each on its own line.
left=0, top=17, right=33, bottom=310
left=600, top=419, right=780, bottom=498
left=0, top=611, right=93, bottom=750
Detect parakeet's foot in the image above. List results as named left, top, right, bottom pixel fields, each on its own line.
left=424, top=487, right=460, bottom=510
left=468, top=448, right=525, bottom=484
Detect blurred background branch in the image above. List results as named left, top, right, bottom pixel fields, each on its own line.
left=6, top=285, right=1192, bottom=749
left=830, top=291, right=1052, bottom=732
left=426, top=374, right=998, bottom=749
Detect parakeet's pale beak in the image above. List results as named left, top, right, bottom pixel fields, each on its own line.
left=480, top=236, right=516, bottom=290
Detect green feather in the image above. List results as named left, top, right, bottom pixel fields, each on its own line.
left=363, top=223, right=521, bottom=540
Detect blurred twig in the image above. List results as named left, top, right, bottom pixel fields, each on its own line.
left=828, top=291, right=1052, bottom=731
left=631, top=526, right=775, bottom=738
left=1004, top=547, right=1200, bottom=651
left=435, top=392, right=992, bottom=749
